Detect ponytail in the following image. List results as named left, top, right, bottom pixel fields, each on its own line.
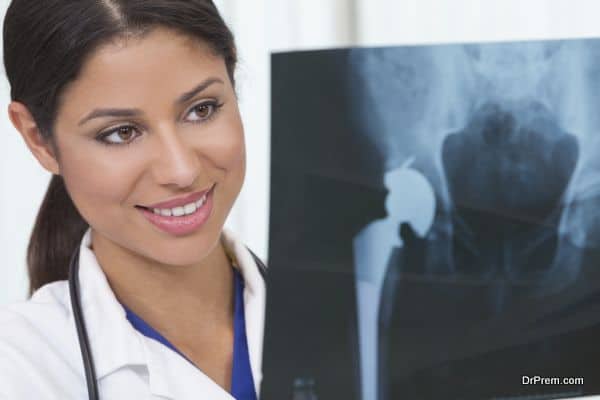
left=27, top=175, right=88, bottom=296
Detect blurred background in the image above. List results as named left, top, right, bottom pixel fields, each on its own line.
left=3, top=0, right=600, bottom=305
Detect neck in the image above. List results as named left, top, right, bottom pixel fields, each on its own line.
left=90, top=229, right=235, bottom=348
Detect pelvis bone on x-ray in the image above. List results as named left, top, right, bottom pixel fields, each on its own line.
left=263, top=39, right=600, bottom=400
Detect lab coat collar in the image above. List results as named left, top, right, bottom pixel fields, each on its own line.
left=67, top=228, right=146, bottom=380
left=67, top=227, right=266, bottom=399
left=221, top=226, right=265, bottom=395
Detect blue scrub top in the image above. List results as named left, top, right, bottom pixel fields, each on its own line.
left=122, top=268, right=258, bottom=400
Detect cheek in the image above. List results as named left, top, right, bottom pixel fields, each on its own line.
left=57, top=144, right=142, bottom=221
left=200, top=113, right=246, bottom=179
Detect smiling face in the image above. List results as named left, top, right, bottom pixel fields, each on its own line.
left=48, top=27, right=245, bottom=267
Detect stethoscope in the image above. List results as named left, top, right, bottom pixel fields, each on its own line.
left=68, top=242, right=100, bottom=400
left=67, top=237, right=267, bottom=400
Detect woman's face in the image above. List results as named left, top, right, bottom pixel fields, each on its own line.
left=50, top=27, right=245, bottom=266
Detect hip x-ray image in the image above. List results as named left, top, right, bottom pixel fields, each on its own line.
left=261, top=38, right=600, bottom=400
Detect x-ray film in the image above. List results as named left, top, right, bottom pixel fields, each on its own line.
left=261, top=38, right=600, bottom=400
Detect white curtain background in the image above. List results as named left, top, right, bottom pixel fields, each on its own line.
left=3, top=0, right=600, bottom=307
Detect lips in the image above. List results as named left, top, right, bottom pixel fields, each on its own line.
left=137, top=184, right=216, bottom=236
left=138, top=184, right=215, bottom=210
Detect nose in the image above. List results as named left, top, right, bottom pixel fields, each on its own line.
left=151, top=127, right=202, bottom=188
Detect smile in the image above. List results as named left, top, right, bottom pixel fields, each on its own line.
left=150, top=192, right=208, bottom=217
left=136, top=184, right=216, bottom=236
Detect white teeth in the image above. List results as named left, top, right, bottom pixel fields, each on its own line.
left=196, top=193, right=208, bottom=208
left=172, top=206, right=185, bottom=217
left=151, top=193, right=208, bottom=217
left=183, top=203, right=196, bottom=214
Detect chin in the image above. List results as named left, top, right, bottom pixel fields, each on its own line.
left=146, top=233, right=221, bottom=265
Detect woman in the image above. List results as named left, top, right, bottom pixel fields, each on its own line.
left=0, top=1, right=266, bottom=399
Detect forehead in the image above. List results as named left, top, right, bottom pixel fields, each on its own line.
left=57, top=27, right=227, bottom=118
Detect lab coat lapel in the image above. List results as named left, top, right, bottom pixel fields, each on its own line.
left=68, top=228, right=147, bottom=379
left=221, top=227, right=266, bottom=397
left=144, top=336, right=235, bottom=399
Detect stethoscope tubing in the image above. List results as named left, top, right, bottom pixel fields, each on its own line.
left=68, top=243, right=100, bottom=400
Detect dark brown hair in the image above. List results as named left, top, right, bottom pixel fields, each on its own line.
left=3, top=0, right=237, bottom=295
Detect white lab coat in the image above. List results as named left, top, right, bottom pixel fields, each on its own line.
left=0, top=227, right=266, bottom=399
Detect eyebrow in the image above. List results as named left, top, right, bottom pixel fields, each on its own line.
left=78, top=77, right=225, bottom=126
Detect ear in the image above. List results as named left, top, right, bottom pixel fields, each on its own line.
left=8, top=101, right=60, bottom=175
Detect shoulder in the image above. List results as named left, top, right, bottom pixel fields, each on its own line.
left=0, top=280, right=71, bottom=333
left=0, top=281, right=82, bottom=397
left=0, top=280, right=69, bottom=332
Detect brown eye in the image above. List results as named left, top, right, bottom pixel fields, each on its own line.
left=117, top=126, right=136, bottom=141
left=97, top=125, right=140, bottom=146
left=185, top=100, right=222, bottom=123
left=194, top=104, right=212, bottom=119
